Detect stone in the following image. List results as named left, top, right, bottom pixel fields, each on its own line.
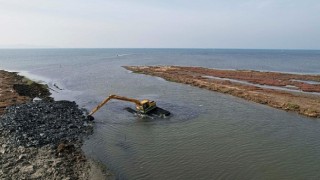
left=3, top=162, right=13, bottom=168
left=33, top=97, right=42, bottom=102
left=52, top=159, right=63, bottom=167
left=18, top=154, right=27, bottom=160
left=0, top=147, right=5, bottom=154
left=17, top=146, right=26, bottom=153
left=20, top=165, right=34, bottom=173
left=0, top=70, right=102, bottom=180
left=31, top=168, right=45, bottom=179
left=0, top=101, right=93, bottom=147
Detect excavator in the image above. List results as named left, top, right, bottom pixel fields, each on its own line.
left=87, top=94, right=170, bottom=120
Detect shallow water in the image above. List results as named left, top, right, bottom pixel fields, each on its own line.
left=1, top=49, right=320, bottom=179
left=202, top=75, right=320, bottom=96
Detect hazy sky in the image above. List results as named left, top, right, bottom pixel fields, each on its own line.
left=0, top=0, right=319, bottom=49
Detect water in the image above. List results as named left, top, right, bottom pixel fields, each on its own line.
left=202, top=75, right=320, bottom=96
left=1, top=49, right=320, bottom=179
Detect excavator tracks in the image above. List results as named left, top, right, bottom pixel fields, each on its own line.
left=124, top=107, right=171, bottom=118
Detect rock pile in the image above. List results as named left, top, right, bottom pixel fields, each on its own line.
left=0, top=137, right=92, bottom=179
left=0, top=100, right=99, bottom=179
left=0, top=100, right=93, bottom=148
left=0, top=70, right=112, bottom=179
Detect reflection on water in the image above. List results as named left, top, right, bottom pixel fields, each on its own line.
left=1, top=49, right=320, bottom=179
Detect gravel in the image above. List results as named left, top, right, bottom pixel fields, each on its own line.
left=0, top=100, right=107, bottom=179
left=0, top=100, right=93, bottom=148
left=0, top=70, right=112, bottom=179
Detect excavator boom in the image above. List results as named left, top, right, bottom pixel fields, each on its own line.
left=87, top=94, right=170, bottom=120
left=88, top=94, right=142, bottom=116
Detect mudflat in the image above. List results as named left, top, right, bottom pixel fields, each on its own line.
left=124, top=66, right=320, bottom=118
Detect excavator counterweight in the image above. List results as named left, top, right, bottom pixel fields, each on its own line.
left=87, top=94, right=170, bottom=120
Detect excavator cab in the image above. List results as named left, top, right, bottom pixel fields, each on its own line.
left=137, top=100, right=157, bottom=114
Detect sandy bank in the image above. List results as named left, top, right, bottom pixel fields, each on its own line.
left=124, top=66, right=320, bottom=118
left=0, top=70, right=113, bottom=179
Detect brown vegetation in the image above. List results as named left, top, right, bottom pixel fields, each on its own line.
left=0, top=70, right=31, bottom=115
left=0, top=70, right=51, bottom=115
left=124, top=66, right=320, bottom=118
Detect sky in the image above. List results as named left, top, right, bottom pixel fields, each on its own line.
left=0, top=0, right=319, bottom=49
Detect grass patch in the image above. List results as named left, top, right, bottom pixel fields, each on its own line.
left=286, top=103, right=300, bottom=110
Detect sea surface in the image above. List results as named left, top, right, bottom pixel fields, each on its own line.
left=1, top=49, right=320, bottom=179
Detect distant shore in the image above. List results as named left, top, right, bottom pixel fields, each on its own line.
left=124, top=66, right=320, bottom=118
left=0, top=70, right=113, bottom=179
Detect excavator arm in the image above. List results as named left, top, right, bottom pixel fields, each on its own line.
left=88, top=94, right=142, bottom=116
left=87, top=94, right=170, bottom=120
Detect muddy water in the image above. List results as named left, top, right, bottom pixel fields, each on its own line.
left=1, top=49, right=320, bottom=179
left=81, top=72, right=320, bottom=180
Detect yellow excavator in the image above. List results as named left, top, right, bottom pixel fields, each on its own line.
left=87, top=94, right=170, bottom=120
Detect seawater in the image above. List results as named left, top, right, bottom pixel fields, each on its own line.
left=1, top=49, right=320, bottom=179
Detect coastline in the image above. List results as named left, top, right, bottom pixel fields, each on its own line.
left=0, top=70, right=113, bottom=179
left=124, top=66, right=320, bottom=118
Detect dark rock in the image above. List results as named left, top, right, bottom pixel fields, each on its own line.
left=13, top=83, right=52, bottom=101
left=0, top=101, right=94, bottom=148
left=57, top=143, right=75, bottom=154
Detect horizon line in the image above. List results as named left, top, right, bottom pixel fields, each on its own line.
left=0, top=47, right=319, bottom=51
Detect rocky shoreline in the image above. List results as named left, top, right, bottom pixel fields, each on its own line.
left=0, top=70, right=113, bottom=179
left=124, top=66, right=320, bottom=118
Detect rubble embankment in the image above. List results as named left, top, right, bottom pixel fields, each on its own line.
left=0, top=70, right=112, bottom=179
left=124, top=66, right=320, bottom=118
